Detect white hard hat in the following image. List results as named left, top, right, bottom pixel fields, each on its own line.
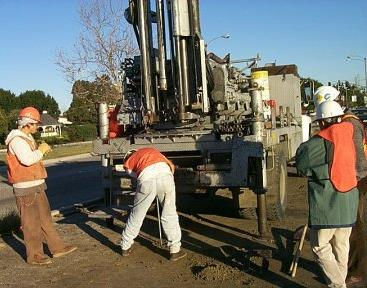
left=313, top=86, right=340, bottom=106
left=315, top=100, right=344, bottom=120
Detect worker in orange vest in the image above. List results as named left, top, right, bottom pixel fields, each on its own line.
left=5, top=107, right=76, bottom=265
left=120, top=147, right=186, bottom=261
left=296, top=101, right=359, bottom=288
left=314, top=86, right=367, bottom=287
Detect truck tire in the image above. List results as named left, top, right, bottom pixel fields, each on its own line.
left=265, top=149, right=288, bottom=220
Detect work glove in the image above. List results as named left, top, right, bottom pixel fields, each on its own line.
left=38, top=142, right=52, bottom=155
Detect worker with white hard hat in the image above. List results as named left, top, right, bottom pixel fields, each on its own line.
left=313, top=85, right=340, bottom=106
left=313, top=86, right=367, bottom=286
left=296, top=100, right=359, bottom=288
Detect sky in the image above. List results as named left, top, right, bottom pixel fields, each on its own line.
left=0, top=0, right=366, bottom=113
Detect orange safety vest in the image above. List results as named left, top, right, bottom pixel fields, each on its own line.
left=7, top=136, right=47, bottom=184
left=318, top=122, right=357, bottom=192
left=342, top=114, right=367, bottom=158
left=124, top=147, right=175, bottom=176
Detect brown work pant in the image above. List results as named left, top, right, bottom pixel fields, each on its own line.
left=348, top=177, right=367, bottom=279
left=15, top=187, right=66, bottom=263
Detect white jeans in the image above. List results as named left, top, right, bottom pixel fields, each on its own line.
left=120, top=173, right=182, bottom=253
left=309, top=227, right=352, bottom=288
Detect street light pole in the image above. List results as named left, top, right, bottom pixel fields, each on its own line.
left=206, top=34, right=230, bottom=47
left=347, top=55, right=367, bottom=95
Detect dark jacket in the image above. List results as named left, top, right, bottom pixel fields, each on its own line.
left=296, top=135, right=359, bottom=228
left=343, top=112, right=367, bottom=180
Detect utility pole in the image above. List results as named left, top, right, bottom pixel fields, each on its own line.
left=347, top=55, right=367, bottom=95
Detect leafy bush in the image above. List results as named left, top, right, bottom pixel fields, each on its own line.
left=65, top=124, right=98, bottom=142
left=38, top=136, right=70, bottom=145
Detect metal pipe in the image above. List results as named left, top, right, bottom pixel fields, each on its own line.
left=252, top=155, right=268, bottom=238
left=190, top=0, right=201, bottom=35
left=98, top=102, right=112, bottom=206
left=174, top=38, right=185, bottom=116
left=250, top=87, right=269, bottom=238
left=286, top=106, right=291, bottom=126
left=156, top=0, right=167, bottom=91
left=137, top=0, right=152, bottom=112
left=257, top=193, right=267, bottom=237
left=271, top=105, right=276, bottom=129
left=156, top=196, right=163, bottom=246
left=102, top=155, right=111, bottom=206
left=166, top=0, right=178, bottom=103
left=98, top=103, right=111, bottom=206
left=199, top=39, right=209, bottom=112
left=98, top=103, right=109, bottom=139
left=279, top=106, right=284, bottom=128
left=146, top=0, right=158, bottom=116
left=180, top=39, right=190, bottom=106
left=250, top=89, right=264, bottom=142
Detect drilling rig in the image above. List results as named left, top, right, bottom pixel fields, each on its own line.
left=93, top=0, right=303, bottom=236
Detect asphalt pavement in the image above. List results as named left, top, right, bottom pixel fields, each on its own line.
left=0, top=154, right=103, bottom=216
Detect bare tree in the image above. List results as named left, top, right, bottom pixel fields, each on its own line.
left=56, top=0, right=138, bottom=87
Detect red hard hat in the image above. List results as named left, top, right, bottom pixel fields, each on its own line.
left=18, top=107, right=41, bottom=123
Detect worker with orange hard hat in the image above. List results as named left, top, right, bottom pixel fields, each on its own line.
left=5, top=107, right=77, bottom=265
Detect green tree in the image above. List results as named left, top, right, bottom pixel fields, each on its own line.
left=66, top=98, right=97, bottom=124
left=339, top=85, right=365, bottom=108
left=7, top=109, right=19, bottom=131
left=0, top=89, right=18, bottom=113
left=0, top=108, right=9, bottom=144
left=300, top=77, right=323, bottom=101
left=66, top=75, right=120, bottom=124
left=18, top=90, right=60, bottom=117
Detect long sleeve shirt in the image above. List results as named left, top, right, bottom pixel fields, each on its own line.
left=5, top=129, right=44, bottom=188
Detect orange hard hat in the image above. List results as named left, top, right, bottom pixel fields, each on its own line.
left=18, top=107, right=41, bottom=123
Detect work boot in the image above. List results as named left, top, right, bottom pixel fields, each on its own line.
left=346, top=276, right=367, bottom=288
left=53, top=245, right=77, bottom=258
left=121, top=247, right=132, bottom=257
left=28, top=254, right=52, bottom=266
left=169, top=250, right=187, bottom=262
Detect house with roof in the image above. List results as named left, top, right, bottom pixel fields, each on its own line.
left=39, top=111, right=62, bottom=138
left=58, top=115, right=72, bottom=125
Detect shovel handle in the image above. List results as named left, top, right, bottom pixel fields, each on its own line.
left=290, top=225, right=308, bottom=278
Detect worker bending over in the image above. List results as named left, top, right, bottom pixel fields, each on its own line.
left=120, top=147, right=186, bottom=261
left=296, top=101, right=359, bottom=288
left=5, top=107, right=76, bottom=265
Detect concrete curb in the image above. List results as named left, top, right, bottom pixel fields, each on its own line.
left=43, top=153, right=95, bottom=166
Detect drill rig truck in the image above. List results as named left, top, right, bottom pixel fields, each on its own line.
left=93, top=0, right=303, bottom=236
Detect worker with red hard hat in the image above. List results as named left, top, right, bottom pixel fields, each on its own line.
left=5, top=107, right=76, bottom=265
